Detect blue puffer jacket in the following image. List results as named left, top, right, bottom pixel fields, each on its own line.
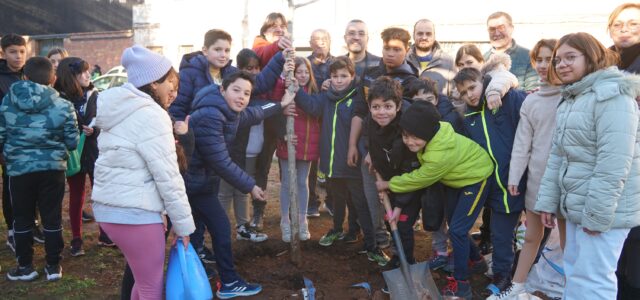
left=437, top=95, right=463, bottom=134
left=169, top=51, right=284, bottom=121
left=463, top=78, right=527, bottom=213
left=295, top=82, right=363, bottom=179
left=185, top=85, right=283, bottom=195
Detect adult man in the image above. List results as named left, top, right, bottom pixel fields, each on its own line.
left=344, top=19, right=380, bottom=81
left=308, top=29, right=335, bottom=90
left=406, top=19, right=456, bottom=98
left=484, top=11, right=537, bottom=92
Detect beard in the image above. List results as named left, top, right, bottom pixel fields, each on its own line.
left=415, top=42, right=432, bottom=52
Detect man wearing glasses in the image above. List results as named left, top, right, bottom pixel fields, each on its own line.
left=344, top=20, right=380, bottom=82
left=484, top=11, right=538, bottom=92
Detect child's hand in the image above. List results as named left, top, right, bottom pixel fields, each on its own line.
left=281, top=89, right=297, bottom=107
left=486, top=93, right=503, bottom=110
left=251, top=186, right=266, bottom=201
left=347, top=145, right=359, bottom=167
left=285, top=77, right=299, bottom=91
left=170, top=230, right=190, bottom=250
left=173, top=115, right=190, bottom=135
left=387, top=207, right=402, bottom=225
left=284, top=59, right=295, bottom=74
left=283, top=103, right=297, bottom=117
left=364, top=153, right=374, bottom=174
left=375, top=180, right=389, bottom=192
left=278, top=37, right=293, bottom=50
left=321, top=79, right=331, bottom=91
left=507, top=185, right=519, bottom=196
left=285, top=134, right=298, bottom=146
left=82, top=125, right=95, bottom=136
left=540, top=212, right=556, bottom=229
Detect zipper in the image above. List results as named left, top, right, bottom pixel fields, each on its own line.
left=480, top=103, right=510, bottom=213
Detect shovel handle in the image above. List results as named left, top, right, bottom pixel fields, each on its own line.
left=375, top=172, right=398, bottom=232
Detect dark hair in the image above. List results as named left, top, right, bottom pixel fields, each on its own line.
left=406, top=78, right=439, bottom=99
left=46, top=47, right=68, bottom=59
left=204, top=29, right=232, bottom=49
left=453, top=67, right=483, bottom=85
left=487, top=11, right=513, bottom=25
left=24, top=57, right=54, bottom=85
left=236, top=48, right=260, bottom=70
left=547, top=32, right=620, bottom=84
left=54, top=57, right=90, bottom=101
left=455, top=44, right=485, bottom=67
left=138, top=68, right=179, bottom=106
left=367, top=76, right=402, bottom=106
left=0, top=34, right=26, bottom=51
left=381, top=27, right=411, bottom=48
left=260, top=12, right=287, bottom=36
left=329, top=56, right=355, bottom=76
left=222, top=71, right=255, bottom=90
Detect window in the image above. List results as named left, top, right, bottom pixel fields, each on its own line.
left=38, top=38, right=64, bottom=57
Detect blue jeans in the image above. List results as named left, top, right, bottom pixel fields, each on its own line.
left=188, top=177, right=240, bottom=284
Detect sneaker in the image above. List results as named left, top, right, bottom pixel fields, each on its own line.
left=44, top=264, right=62, bottom=281
left=469, top=257, right=489, bottom=274
left=381, top=284, right=390, bottom=294
left=441, top=276, right=472, bottom=300
left=216, top=279, right=262, bottom=299
left=281, top=223, right=291, bottom=243
left=479, top=239, right=493, bottom=255
left=343, top=231, right=360, bottom=244
left=33, top=226, right=45, bottom=244
left=82, top=210, right=95, bottom=223
left=486, top=273, right=513, bottom=297
left=367, top=248, right=390, bottom=266
left=487, top=282, right=525, bottom=300
left=299, top=222, right=310, bottom=241
left=236, top=223, right=268, bottom=243
left=198, top=246, right=216, bottom=264
left=306, top=206, right=320, bottom=218
left=98, top=233, right=116, bottom=247
left=322, top=202, right=334, bottom=217
left=319, top=229, right=343, bottom=246
left=250, top=205, right=265, bottom=230
left=428, top=254, right=449, bottom=271
left=6, top=265, right=39, bottom=281
left=204, top=265, right=216, bottom=279
left=69, top=238, right=85, bottom=257
left=357, top=246, right=368, bottom=255
left=471, top=231, right=482, bottom=241
left=6, top=235, right=15, bottom=253
left=376, top=238, right=391, bottom=249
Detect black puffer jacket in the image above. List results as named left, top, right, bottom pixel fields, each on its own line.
left=0, top=59, right=23, bottom=102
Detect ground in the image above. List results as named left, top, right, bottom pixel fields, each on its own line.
left=0, top=161, right=502, bottom=300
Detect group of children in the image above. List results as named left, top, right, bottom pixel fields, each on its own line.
left=1, top=4, right=640, bottom=300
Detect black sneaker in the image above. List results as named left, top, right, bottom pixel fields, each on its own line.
left=69, top=238, right=85, bottom=257
left=6, top=265, right=39, bottom=281
left=343, top=232, right=361, bottom=244
left=82, top=210, right=95, bottom=223
left=198, top=246, right=216, bottom=264
left=381, top=284, right=390, bottom=294
left=236, top=223, right=268, bottom=242
left=6, top=235, right=15, bottom=253
left=44, top=264, right=62, bottom=281
left=98, top=233, right=116, bottom=247
left=33, top=226, right=45, bottom=244
left=306, top=206, right=320, bottom=218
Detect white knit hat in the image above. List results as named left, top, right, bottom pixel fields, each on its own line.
left=121, top=45, right=173, bottom=88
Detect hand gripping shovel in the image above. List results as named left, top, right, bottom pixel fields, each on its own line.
left=378, top=175, right=441, bottom=300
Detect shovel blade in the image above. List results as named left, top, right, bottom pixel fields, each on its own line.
left=383, top=262, right=441, bottom=300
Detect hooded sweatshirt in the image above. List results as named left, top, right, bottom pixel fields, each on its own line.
left=0, top=59, right=23, bottom=101
left=0, top=80, right=78, bottom=176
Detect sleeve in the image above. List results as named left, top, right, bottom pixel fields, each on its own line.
left=0, top=100, right=8, bottom=146
left=253, top=52, right=285, bottom=95
left=294, top=89, right=326, bottom=118
left=508, top=99, right=533, bottom=186
left=168, top=70, right=196, bottom=121
left=485, top=69, right=518, bottom=99
left=389, top=151, right=450, bottom=193
left=193, top=110, right=256, bottom=193
left=582, top=95, right=638, bottom=232
left=135, top=116, right=195, bottom=236
left=64, top=102, right=80, bottom=150
left=238, top=102, right=281, bottom=128
left=534, top=120, right=563, bottom=214
left=253, top=39, right=281, bottom=69
left=267, top=77, right=286, bottom=102
left=352, top=94, right=369, bottom=119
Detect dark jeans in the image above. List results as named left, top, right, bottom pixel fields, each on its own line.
left=327, top=178, right=373, bottom=251
left=9, top=170, right=65, bottom=266
left=2, top=166, right=13, bottom=230
left=188, top=177, right=240, bottom=284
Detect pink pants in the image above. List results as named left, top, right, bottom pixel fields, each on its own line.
left=100, top=222, right=165, bottom=300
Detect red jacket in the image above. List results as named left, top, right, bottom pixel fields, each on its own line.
left=252, top=36, right=280, bottom=70
left=271, top=79, right=320, bottom=161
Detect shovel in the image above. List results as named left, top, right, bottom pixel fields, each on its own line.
left=378, top=175, right=441, bottom=300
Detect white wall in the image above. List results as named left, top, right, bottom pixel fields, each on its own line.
left=134, top=0, right=629, bottom=67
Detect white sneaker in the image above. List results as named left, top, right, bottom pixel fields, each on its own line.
left=236, top=224, right=267, bottom=243
left=281, top=224, right=291, bottom=243
left=486, top=282, right=525, bottom=300
left=299, top=222, right=310, bottom=241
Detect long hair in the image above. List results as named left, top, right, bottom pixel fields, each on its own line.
left=54, top=57, right=90, bottom=101
left=295, top=57, right=319, bottom=94
left=455, top=44, right=485, bottom=67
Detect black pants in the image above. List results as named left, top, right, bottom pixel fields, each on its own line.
left=2, top=166, right=13, bottom=230
left=327, top=178, right=373, bottom=250
left=9, top=170, right=65, bottom=266
left=391, top=191, right=423, bottom=263
left=617, top=226, right=640, bottom=300
left=479, top=206, right=491, bottom=242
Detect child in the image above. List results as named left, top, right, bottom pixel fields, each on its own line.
left=406, top=78, right=463, bottom=133
left=489, top=38, right=563, bottom=299
left=294, top=56, right=389, bottom=266
left=186, top=71, right=295, bottom=299
left=274, top=56, right=321, bottom=242
left=453, top=67, right=527, bottom=296
left=1, top=57, right=79, bottom=281
left=0, top=34, right=27, bottom=252
left=375, top=100, right=494, bottom=299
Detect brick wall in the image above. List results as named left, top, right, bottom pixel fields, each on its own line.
left=64, top=31, right=133, bottom=71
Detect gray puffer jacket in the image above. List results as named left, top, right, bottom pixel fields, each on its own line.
left=535, top=67, right=640, bottom=232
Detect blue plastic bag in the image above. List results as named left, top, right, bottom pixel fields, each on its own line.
left=166, top=239, right=213, bottom=300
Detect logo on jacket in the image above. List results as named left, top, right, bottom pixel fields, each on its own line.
left=464, top=191, right=474, bottom=196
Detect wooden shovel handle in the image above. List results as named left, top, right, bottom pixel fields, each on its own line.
left=374, top=172, right=398, bottom=232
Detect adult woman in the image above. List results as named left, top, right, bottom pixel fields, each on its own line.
left=608, top=4, right=640, bottom=299
left=92, top=45, right=194, bottom=300
left=47, top=47, right=68, bottom=72
left=535, top=32, right=640, bottom=300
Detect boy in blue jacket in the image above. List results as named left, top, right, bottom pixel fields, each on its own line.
left=186, top=71, right=294, bottom=299
left=294, top=57, right=389, bottom=266
left=453, top=67, right=527, bottom=296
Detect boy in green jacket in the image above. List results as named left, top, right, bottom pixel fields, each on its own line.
left=375, top=101, right=493, bottom=299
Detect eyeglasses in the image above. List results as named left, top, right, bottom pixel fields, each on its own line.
left=552, top=54, right=583, bottom=67
left=488, top=24, right=508, bottom=34
left=346, top=31, right=366, bottom=38
left=610, top=20, right=640, bottom=32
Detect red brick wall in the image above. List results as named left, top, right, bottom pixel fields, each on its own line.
left=64, top=31, right=133, bottom=71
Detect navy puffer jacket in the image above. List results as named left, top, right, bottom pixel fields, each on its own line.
left=169, top=51, right=284, bottom=121
left=185, top=85, right=282, bottom=195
